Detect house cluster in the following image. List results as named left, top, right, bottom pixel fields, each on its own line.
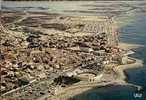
left=0, top=12, right=122, bottom=99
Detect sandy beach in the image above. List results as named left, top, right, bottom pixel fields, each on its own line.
left=47, top=43, right=144, bottom=100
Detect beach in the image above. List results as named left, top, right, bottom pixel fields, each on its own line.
left=47, top=43, right=144, bottom=100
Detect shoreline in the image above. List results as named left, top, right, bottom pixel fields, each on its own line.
left=50, top=58, right=143, bottom=100
left=48, top=43, right=144, bottom=100
left=114, top=57, right=143, bottom=81
left=1, top=11, right=119, bottom=99
left=1, top=10, right=145, bottom=99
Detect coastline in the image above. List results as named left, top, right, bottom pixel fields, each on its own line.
left=115, top=42, right=144, bottom=81
left=48, top=42, right=144, bottom=100
left=0, top=11, right=120, bottom=99
left=1, top=9, right=145, bottom=99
